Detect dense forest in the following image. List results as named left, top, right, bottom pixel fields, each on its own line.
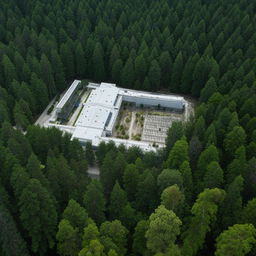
left=0, top=0, right=256, bottom=255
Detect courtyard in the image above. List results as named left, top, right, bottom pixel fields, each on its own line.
left=112, top=104, right=185, bottom=144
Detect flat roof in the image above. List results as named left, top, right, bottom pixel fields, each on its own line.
left=75, top=105, right=111, bottom=129
left=56, top=80, right=81, bottom=109
left=100, top=137, right=164, bottom=152
left=87, top=85, right=119, bottom=108
left=52, top=81, right=188, bottom=152
left=72, top=127, right=103, bottom=142
left=87, top=82, right=185, bottom=103
left=119, top=88, right=184, bottom=102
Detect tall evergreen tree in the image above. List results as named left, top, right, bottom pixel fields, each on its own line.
left=19, top=179, right=57, bottom=255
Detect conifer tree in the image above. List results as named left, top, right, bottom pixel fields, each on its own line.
left=19, top=179, right=57, bottom=255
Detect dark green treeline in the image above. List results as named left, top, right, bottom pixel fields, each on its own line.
left=1, top=0, right=256, bottom=255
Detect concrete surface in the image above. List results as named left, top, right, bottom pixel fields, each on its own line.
left=35, top=97, right=56, bottom=127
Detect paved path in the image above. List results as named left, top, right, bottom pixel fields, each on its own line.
left=128, top=112, right=136, bottom=139
left=87, top=164, right=100, bottom=179
left=35, top=97, right=56, bottom=126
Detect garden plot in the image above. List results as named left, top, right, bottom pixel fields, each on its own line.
left=113, top=109, right=145, bottom=141
left=141, top=114, right=182, bottom=144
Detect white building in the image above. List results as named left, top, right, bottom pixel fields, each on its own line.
left=49, top=81, right=186, bottom=152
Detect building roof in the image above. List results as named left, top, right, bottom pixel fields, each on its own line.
left=87, top=82, right=185, bottom=103
left=56, top=80, right=81, bottom=110
left=100, top=137, right=164, bottom=152
left=75, top=105, right=111, bottom=129
left=51, top=80, right=188, bottom=152
left=86, top=84, right=119, bottom=108
left=72, top=127, right=103, bottom=142
left=119, top=88, right=185, bottom=102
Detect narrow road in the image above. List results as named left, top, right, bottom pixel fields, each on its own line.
left=35, top=97, right=56, bottom=127
left=128, top=112, right=136, bottom=139
left=87, top=164, right=100, bottom=179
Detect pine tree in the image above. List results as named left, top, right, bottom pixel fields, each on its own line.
left=121, top=57, right=135, bottom=88
left=146, top=205, right=182, bottom=254
left=166, top=138, right=189, bottom=169
left=123, top=164, right=139, bottom=201
left=157, top=169, right=183, bottom=193
left=171, top=52, right=183, bottom=92
left=133, top=220, right=149, bottom=255
left=215, top=224, right=256, bottom=256
left=60, top=42, right=75, bottom=80
left=220, top=175, right=244, bottom=229
left=40, top=54, right=56, bottom=97
left=84, top=180, right=106, bottom=225
left=199, top=77, right=218, bottom=102
left=51, top=49, right=66, bottom=91
left=92, top=42, right=105, bottom=81
left=182, top=188, right=226, bottom=256
left=108, top=181, right=127, bottom=220
left=111, top=59, right=123, bottom=83
left=134, top=54, right=147, bottom=82
left=2, top=54, right=17, bottom=87
left=100, top=220, right=128, bottom=256
left=56, top=219, right=80, bottom=256
left=19, top=179, right=57, bottom=255
left=148, top=60, right=161, bottom=91
left=202, top=161, right=224, bottom=190
left=62, top=199, right=89, bottom=233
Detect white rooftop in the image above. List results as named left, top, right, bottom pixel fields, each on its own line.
left=100, top=137, right=164, bottom=152
left=72, top=126, right=103, bottom=142
left=119, top=88, right=184, bottom=102
left=56, top=80, right=81, bottom=109
left=49, top=80, right=187, bottom=152
left=75, top=105, right=111, bottom=129
left=86, top=83, right=119, bottom=108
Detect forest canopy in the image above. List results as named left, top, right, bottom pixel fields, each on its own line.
left=0, top=0, right=256, bottom=255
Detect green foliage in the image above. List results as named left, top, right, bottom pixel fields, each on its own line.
left=200, top=77, right=218, bottom=102
left=19, top=179, right=57, bottom=255
left=84, top=180, right=106, bottom=225
left=132, top=220, right=149, bottom=255
left=196, top=144, right=219, bottom=180
left=135, top=171, right=158, bottom=214
left=146, top=205, right=182, bottom=253
left=0, top=203, right=30, bottom=256
left=202, top=161, right=224, bottom=190
left=100, top=220, right=128, bottom=255
left=82, top=223, right=100, bottom=247
left=165, top=122, right=184, bottom=155
left=85, top=141, right=95, bottom=166
left=215, top=224, right=256, bottom=256
left=0, top=0, right=256, bottom=255
left=157, top=169, right=183, bottom=193
left=56, top=219, right=80, bottom=256
left=63, top=199, right=89, bottom=233
left=123, top=163, right=139, bottom=201
left=108, top=181, right=127, bottom=220
left=180, top=161, right=193, bottom=202
left=182, top=188, right=226, bottom=256
left=93, top=43, right=105, bottom=82
left=220, top=175, right=244, bottom=229
left=79, top=240, right=105, bottom=256
left=161, top=185, right=185, bottom=216
left=224, top=126, right=246, bottom=159
left=166, top=138, right=189, bottom=169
